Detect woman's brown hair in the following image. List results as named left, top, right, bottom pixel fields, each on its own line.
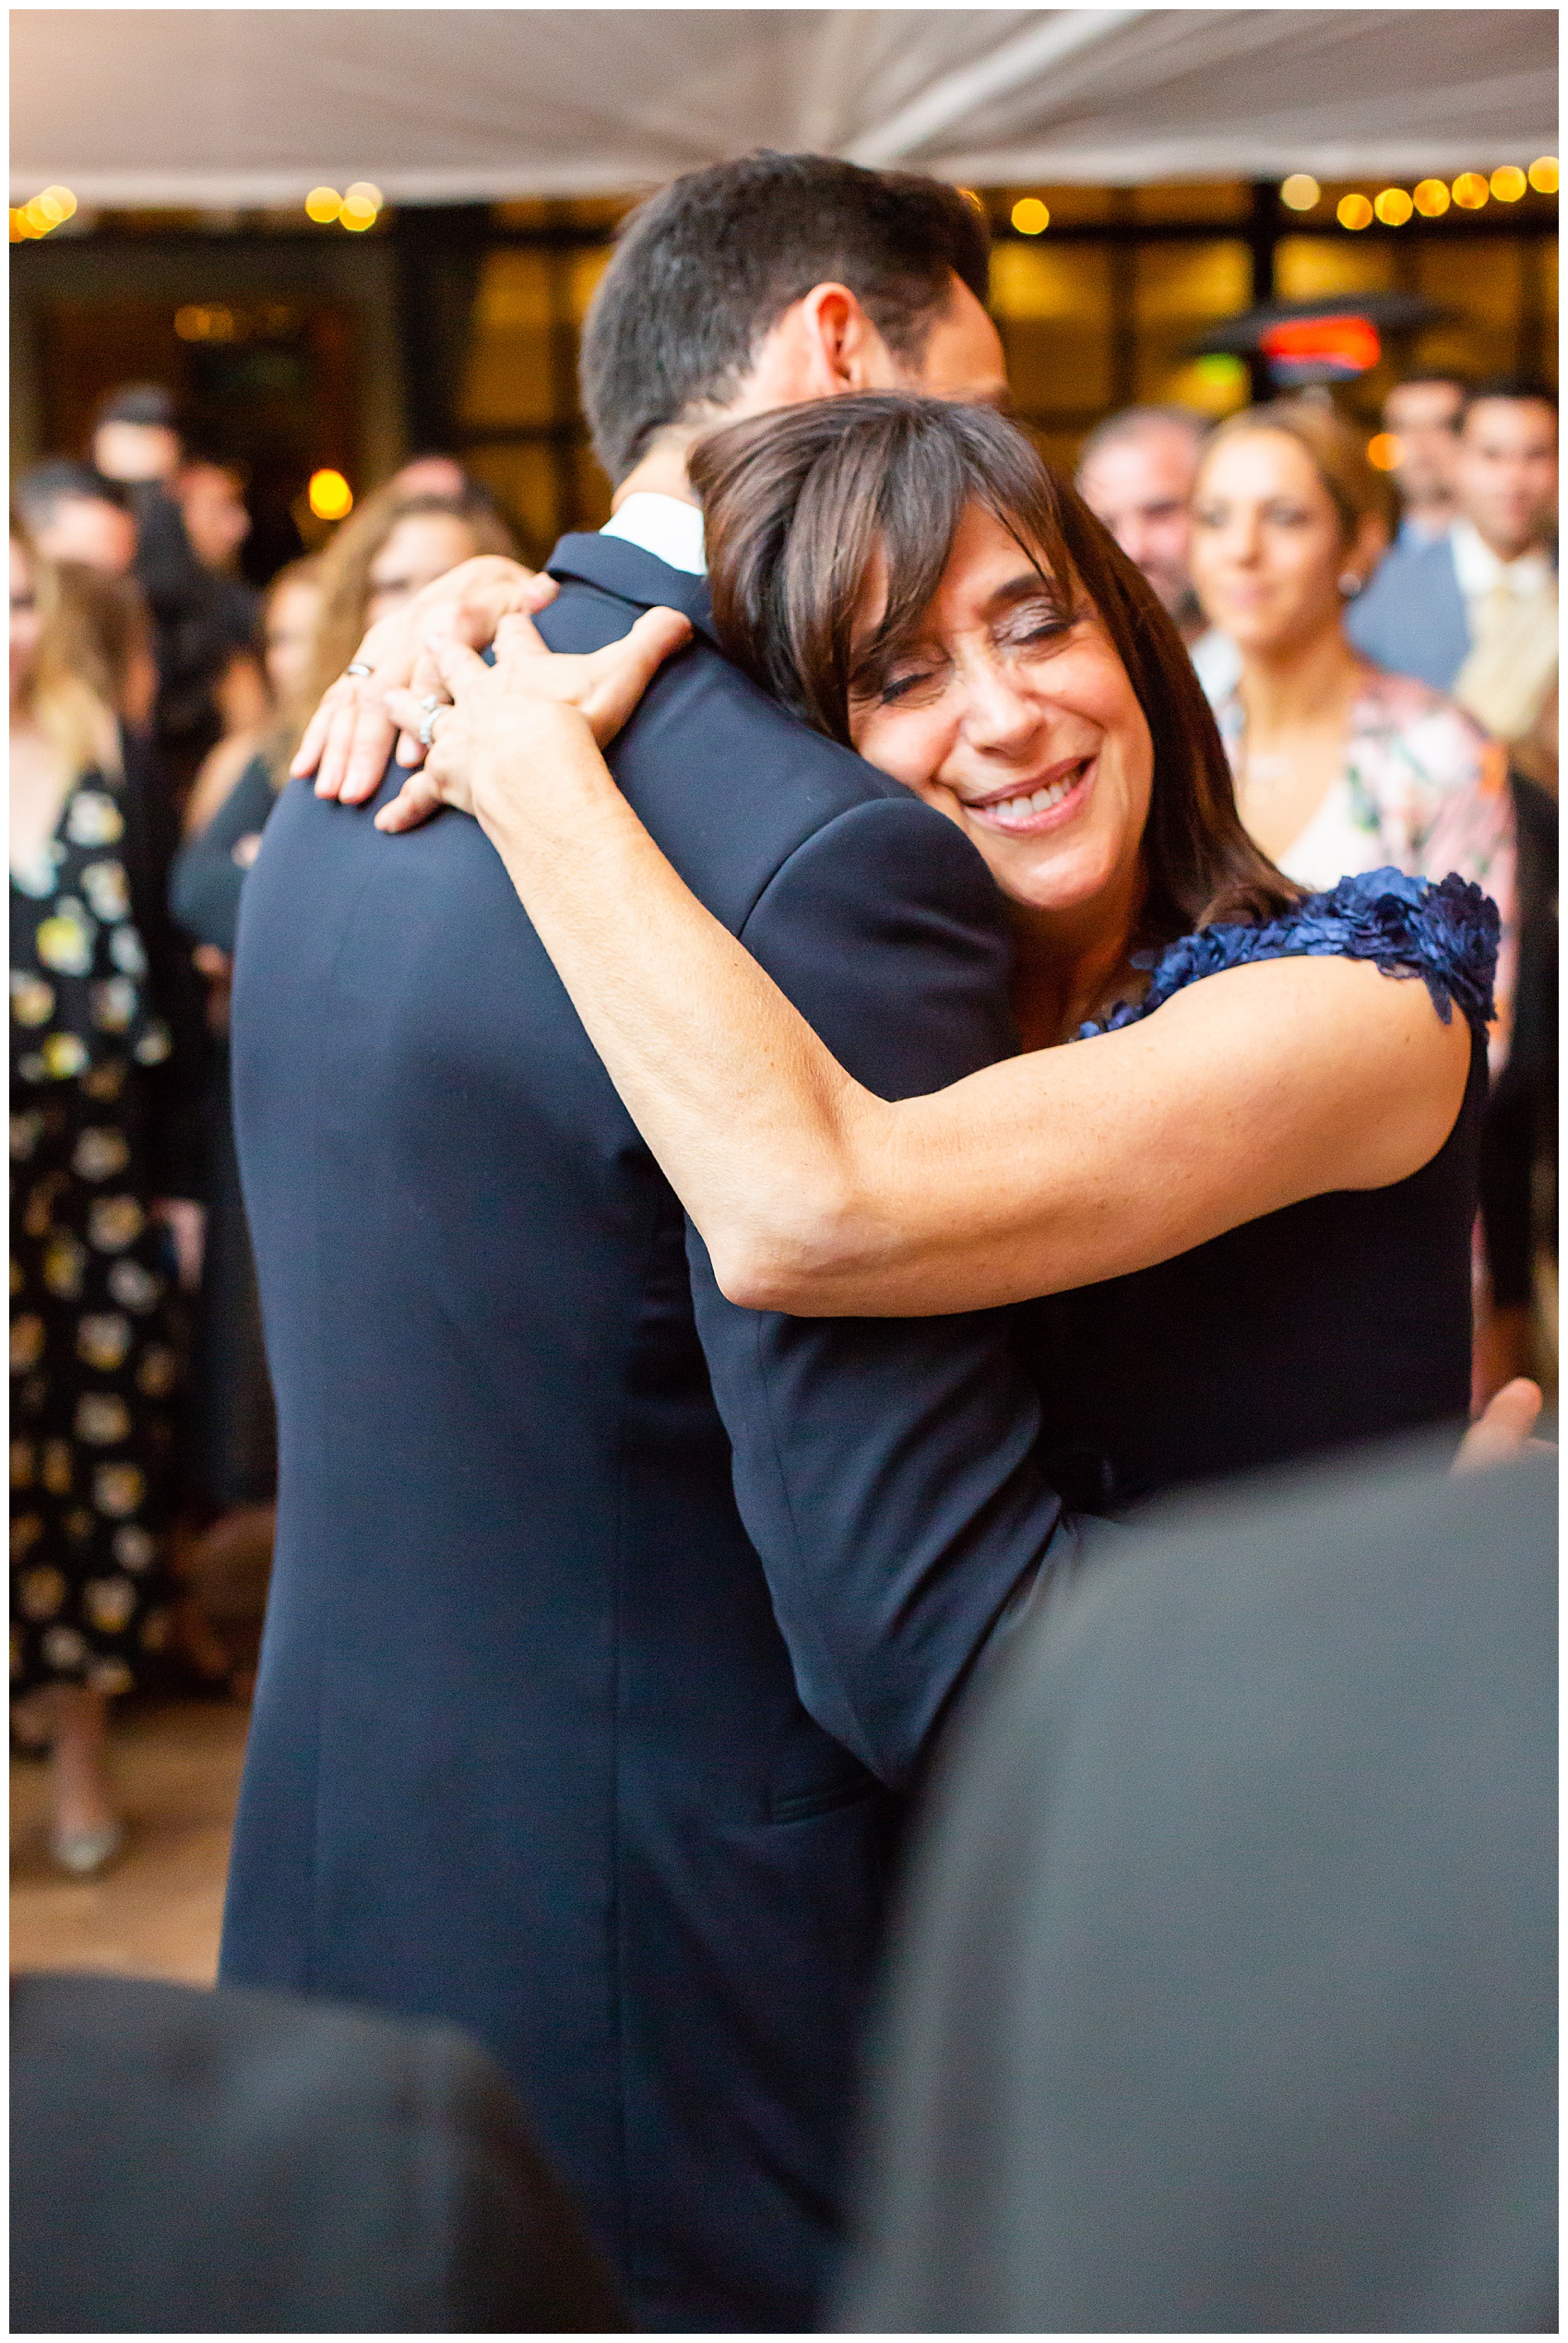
left=690, top=394, right=1300, bottom=940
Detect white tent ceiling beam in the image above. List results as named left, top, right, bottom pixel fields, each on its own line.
left=10, top=7, right=1558, bottom=207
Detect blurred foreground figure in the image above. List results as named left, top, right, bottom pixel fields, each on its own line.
left=841, top=1439, right=1555, bottom=2334
left=10, top=1971, right=626, bottom=2334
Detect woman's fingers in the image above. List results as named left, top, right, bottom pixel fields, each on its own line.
left=1453, top=1376, right=1546, bottom=1472
left=374, top=770, right=445, bottom=833
left=581, top=608, right=694, bottom=744
left=324, top=675, right=402, bottom=804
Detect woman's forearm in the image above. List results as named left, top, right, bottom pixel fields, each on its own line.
left=469, top=717, right=894, bottom=1301
left=468, top=717, right=1471, bottom=1318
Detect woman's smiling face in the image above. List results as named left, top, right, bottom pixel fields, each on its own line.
left=849, top=502, right=1153, bottom=918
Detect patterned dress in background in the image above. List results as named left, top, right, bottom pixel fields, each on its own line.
left=1215, top=667, right=1518, bottom=1066
left=11, top=765, right=187, bottom=1696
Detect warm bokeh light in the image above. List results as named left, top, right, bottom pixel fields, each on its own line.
left=174, top=303, right=238, bottom=342
left=345, top=181, right=384, bottom=210
left=36, top=185, right=77, bottom=226
left=1373, top=187, right=1413, bottom=225
left=1010, top=196, right=1049, bottom=234
left=339, top=199, right=377, bottom=232
left=1367, top=432, right=1404, bottom=472
left=1413, top=178, right=1451, bottom=217
left=1490, top=165, right=1527, bottom=203
left=1336, top=193, right=1373, bottom=231
left=1527, top=155, right=1559, bottom=194
left=1280, top=173, right=1320, bottom=211
left=305, top=185, right=343, bottom=224
left=307, top=469, right=354, bottom=521
left=1451, top=172, right=1490, bottom=210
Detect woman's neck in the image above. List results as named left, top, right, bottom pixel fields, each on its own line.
left=1009, top=860, right=1147, bottom=1050
left=1236, top=619, right=1366, bottom=746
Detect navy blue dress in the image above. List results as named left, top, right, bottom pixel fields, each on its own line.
left=1021, top=871, right=1498, bottom=1514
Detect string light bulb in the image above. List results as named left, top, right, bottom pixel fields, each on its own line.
left=1490, top=165, right=1526, bottom=202
left=307, top=469, right=353, bottom=521
left=1280, top=174, right=1320, bottom=210
left=1413, top=179, right=1450, bottom=217
left=1527, top=156, right=1558, bottom=194
left=1336, top=193, right=1373, bottom=231
left=1010, top=196, right=1049, bottom=234
left=1451, top=172, right=1490, bottom=209
left=305, top=186, right=342, bottom=224
left=1373, top=187, right=1413, bottom=225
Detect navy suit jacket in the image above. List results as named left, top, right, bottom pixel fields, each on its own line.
left=220, top=533, right=1066, bottom=2331
left=1347, top=529, right=1472, bottom=691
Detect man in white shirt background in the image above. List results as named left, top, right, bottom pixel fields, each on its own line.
left=1381, top=372, right=1466, bottom=548
left=1349, top=379, right=1557, bottom=761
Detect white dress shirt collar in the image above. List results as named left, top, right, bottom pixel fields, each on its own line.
left=599, top=491, right=707, bottom=577
left=1449, top=517, right=1553, bottom=604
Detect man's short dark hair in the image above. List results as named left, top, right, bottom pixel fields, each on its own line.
left=1461, top=376, right=1559, bottom=425
left=15, top=458, right=129, bottom=530
left=580, top=151, right=991, bottom=484
left=94, top=382, right=181, bottom=432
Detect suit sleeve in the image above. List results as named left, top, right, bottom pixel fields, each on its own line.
left=684, top=792, right=1069, bottom=1790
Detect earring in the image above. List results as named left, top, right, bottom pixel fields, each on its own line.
left=1338, top=571, right=1363, bottom=599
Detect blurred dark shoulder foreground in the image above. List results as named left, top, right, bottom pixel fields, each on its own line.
left=842, top=1437, right=1557, bottom=2334
left=10, top=1970, right=626, bottom=2334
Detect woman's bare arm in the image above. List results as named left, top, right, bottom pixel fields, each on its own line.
left=392, top=629, right=1473, bottom=1319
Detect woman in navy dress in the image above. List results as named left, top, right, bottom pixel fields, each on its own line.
left=366, top=397, right=1500, bottom=1502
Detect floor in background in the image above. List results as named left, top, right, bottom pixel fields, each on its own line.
left=10, top=1698, right=251, bottom=1985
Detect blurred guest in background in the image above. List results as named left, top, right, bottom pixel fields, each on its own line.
left=390, top=451, right=473, bottom=500
left=65, top=565, right=160, bottom=738
left=91, top=385, right=267, bottom=803
left=168, top=494, right=513, bottom=1598
left=1076, top=403, right=1240, bottom=705
left=174, top=456, right=254, bottom=579
left=10, top=525, right=206, bottom=1872
left=90, top=382, right=184, bottom=491
left=15, top=461, right=139, bottom=578
left=1381, top=371, right=1465, bottom=545
left=311, top=485, right=517, bottom=681
left=1190, top=397, right=1516, bottom=1051
left=171, top=561, right=326, bottom=1566
left=1348, top=379, right=1558, bottom=757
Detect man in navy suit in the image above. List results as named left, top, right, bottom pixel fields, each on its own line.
left=221, top=155, right=1075, bottom=2331
left=1348, top=377, right=1557, bottom=726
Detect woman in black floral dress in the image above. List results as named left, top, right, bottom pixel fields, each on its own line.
left=10, top=528, right=204, bottom=1872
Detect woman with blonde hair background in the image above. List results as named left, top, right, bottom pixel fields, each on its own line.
left=10, top=525, right=205, bottom=1870
left=1189, top=398, right=1525, bottom=1400
left=1189, top=397, right=1516, bottom=1046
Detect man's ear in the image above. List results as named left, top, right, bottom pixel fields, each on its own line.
left=742, top=282, right=898, bottom=410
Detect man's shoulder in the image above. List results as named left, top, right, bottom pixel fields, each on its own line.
left=543, top=568, right=946, bottom=934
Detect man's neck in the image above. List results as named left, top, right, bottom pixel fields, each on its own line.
left=1455, top=514, right=1546, bottom=569
left=610, top=430, right=705, bottom=513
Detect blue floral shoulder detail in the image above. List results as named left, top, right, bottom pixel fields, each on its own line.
left=1078, top=869, right=1500, bottom=1040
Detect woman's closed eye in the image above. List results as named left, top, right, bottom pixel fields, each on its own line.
left=999, top=601, right=1077, bottom=656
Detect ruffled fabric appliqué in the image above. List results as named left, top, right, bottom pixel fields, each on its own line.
left=1078, top=868, right=1500, bottom=1041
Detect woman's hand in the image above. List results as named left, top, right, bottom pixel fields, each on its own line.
left=376, top=603, right=693, bottom=835
left=294, top=556, right=555, bottom=806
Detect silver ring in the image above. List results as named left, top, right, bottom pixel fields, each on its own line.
left=344, top=660, right=374, bottom=678
left=417, top=694, right=446, bottom=750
